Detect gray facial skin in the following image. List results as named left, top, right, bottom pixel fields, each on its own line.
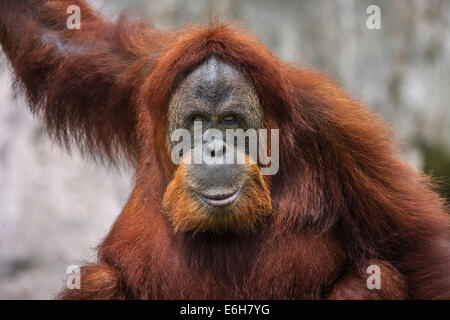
left=168, top=56, right=263, bottom=138
left=167, top=56, right=263, bottom=208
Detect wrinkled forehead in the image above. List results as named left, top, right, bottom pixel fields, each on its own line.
left=168, top=56, right=261, bottom=129
left=177, top=56, right=251, bottom=100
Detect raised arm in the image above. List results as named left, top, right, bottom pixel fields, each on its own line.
left=0, top=0, right=168, bottom=164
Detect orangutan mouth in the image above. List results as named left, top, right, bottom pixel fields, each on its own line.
left=197, top=189, right=241, bottom=207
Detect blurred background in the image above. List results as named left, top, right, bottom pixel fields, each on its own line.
left=0, top=0, right=449, bottom=299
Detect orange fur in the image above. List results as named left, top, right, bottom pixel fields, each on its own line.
left=163, top=159, right=272, bottom=234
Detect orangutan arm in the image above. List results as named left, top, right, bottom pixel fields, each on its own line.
left=0, top=0, right=166, bottom=164
left=59, top=264, right=125, bottom=300
left=328, top=260, right=408, bottom=300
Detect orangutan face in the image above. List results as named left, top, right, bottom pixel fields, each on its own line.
left=163, top=56, right=272, bottom=234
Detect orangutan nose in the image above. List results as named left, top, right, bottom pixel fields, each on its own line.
left=204, top=138, right=227, bottom=160
left=186, top=140, right=244, bottom=207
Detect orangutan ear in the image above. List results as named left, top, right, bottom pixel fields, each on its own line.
left=0, top=0, right=167, bottom=165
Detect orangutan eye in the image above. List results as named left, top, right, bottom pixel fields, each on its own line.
left=191, top=114, right=204, bottom=122
left=222, top=113, right=237, bottom=125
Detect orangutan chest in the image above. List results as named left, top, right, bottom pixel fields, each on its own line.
left=147, top=231, right=347, bottom=299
